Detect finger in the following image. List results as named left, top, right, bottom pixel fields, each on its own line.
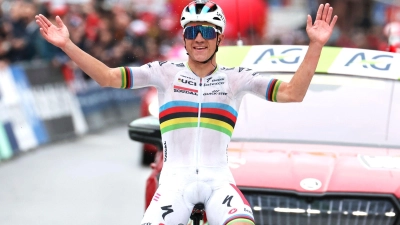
left=329, top=15, right=338, bottom=28
left=39, top=28, right=49, bottom=40
left=36, top=15, right=51, bottom=29
left=39, top=14, right=53, bottom=27
left=326, top=7, right=333, bottom=24
left=306, top=14, right=312, bottom=29
left=35, top=18, right=48, bottom=32
left=321, top=3, right=329, bottom=21
left=315, top=4, right=324, bottom=21
left=55, top=16, right=64, bottom=28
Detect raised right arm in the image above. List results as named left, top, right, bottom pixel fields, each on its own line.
left=61, top=39, right=122, bottom=88
left=35, top=14, right=121, bottom=88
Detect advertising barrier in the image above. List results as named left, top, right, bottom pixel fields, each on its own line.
left=0, top=123, right=13, bottom=161
left=217, top=45, right=400, bottom=80
left=22, top=61, right=80, bottom=142
left=0, top=60, right=142, bottom=163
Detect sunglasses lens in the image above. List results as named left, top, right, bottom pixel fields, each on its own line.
left=184, top=26, right=217, bottom=40
left=199, top=26, right=217, bottom=39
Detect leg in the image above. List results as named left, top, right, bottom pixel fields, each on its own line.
left=205, top=183, right=255, bottom=225
left=140, top=184, right=192, bottom=224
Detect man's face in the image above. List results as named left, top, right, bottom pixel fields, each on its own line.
left=184, top=22, right=223, bottom=62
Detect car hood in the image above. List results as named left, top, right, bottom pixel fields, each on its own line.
left=228, top=142, right=400, bottom=198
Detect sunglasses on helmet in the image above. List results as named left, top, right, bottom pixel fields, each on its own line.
left=183, top=25, right=221, bottom=40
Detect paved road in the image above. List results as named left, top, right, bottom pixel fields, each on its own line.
left=0, top=125, right=151, bottom=225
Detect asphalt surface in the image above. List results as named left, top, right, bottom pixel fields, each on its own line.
left=0, top=125, right=151, bottom=225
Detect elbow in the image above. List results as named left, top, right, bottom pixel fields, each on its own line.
left=98, top=69, right=114, bottom=88
left=286, top=93, right=304, bottom=103
left=98, top=81, right=110, bottom=88
left=294, top=97, right=304, bottom=103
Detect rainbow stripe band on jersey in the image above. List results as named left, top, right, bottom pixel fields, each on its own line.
left=224, top=217, right=255, bottom=225
left=266, top=79, right=282, bottom=102
left=119, top=67, right=134, bottom=89
left=159, top=101, right=238, bottom=136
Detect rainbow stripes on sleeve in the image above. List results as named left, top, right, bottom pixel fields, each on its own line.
left=119, top=67, right=134, bottom=89
left=159, top=101, right=238, bottom=137
left=266, top=79, right=282, bottom=102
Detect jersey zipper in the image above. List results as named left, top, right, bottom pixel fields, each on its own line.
left=196, top=77, right=204, bottom=174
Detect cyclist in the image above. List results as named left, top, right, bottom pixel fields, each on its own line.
left=35, top=1, right=337, bottom=224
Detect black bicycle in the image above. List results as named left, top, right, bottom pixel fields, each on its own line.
left=190, top=203, right=205, bottom=225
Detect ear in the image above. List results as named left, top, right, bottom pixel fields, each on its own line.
left=217, top=34, right=224, bottom=45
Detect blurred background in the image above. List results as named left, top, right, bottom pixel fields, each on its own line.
left=0, top=0, right=399, bottom=224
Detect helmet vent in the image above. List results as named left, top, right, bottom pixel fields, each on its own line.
left=213, top=17, right=221, bottom=21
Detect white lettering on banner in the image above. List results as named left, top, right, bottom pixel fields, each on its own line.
left=326, top=48, right=400, bottom=80
left=0, top=67, right=38, bottom=151
left=240, top=45, right=308, bottom=72
left=31, top=83, right=73, bottom=120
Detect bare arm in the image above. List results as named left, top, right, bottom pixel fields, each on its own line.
left=277, top=3, right=338, bottom=102
left=35, top=14, right=122, bottom=88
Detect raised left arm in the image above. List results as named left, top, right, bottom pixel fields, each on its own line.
left=277, top=3, right=338, bottom=103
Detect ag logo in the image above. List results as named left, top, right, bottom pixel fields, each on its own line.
left=254, top=48, right=303, bottom=64
left=345, top=53, right=393, bottom=71
left=300, top=178, right=322, bottom=191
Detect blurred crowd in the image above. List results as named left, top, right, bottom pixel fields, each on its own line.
left=0, top=0, right=395, bottom=71
left=0, top=0, right=179, bottom=70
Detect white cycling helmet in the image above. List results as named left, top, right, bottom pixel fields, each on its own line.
left=180, top=0, right=226, bottom=34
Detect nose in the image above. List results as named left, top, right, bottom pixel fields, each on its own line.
left=194, top=32, right=205, bottom=42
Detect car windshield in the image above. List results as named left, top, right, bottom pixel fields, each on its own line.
left=232, top=73, right=400, bottom=148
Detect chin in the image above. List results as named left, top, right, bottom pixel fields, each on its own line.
left=192, top=54, right=210, bottom=62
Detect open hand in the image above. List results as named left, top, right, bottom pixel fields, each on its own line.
left=306, top=3, right=338, bottom=46
left=35, top=14, right=70, bottom=49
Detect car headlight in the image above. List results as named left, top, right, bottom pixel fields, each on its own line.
left=148, top=98, right=159, bottom=117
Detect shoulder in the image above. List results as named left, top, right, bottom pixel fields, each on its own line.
left=218, top=65, right=259, bottom=76
left=144, top=61, right=187, bottom=70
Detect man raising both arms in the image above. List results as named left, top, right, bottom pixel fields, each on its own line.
left=35, top=1, right=337, bottom=224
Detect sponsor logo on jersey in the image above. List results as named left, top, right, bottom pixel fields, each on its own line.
left=178, top=78, right=197, bottom=86
left=161, top=205, right=174, bottom=219
left=244, top=208, right=253, bottom=215
left=180, top=75, right=195, bottom=80
left=203, top=90, right=227, bottom=96
left=229, top=208, right=237, bottom=214
left=153, top=192, right=161, bottom=202
left=212, top=78, right=224, bottom=82
left=174, top=85, right=198, bottom=96
left=223, top=195, right=234, bottom=207
left=158, top=61, right=168, bottom=66
left=173, top=63, right=185, bottom=67
left=163, top=141, right=167, bottom=162
left=239, top=67, right=252, bottom=73
left=203, top=82, right=225, bottom=87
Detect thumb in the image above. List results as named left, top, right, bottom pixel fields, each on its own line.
left=55, top=16, right=64, bottom=27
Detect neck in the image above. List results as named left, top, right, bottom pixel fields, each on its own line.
left=187, top=57, right=217, bottom=78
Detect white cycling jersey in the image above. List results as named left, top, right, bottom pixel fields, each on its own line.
left=121, top=61, right=281, bottom=225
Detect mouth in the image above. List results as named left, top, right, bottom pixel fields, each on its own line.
left=193, top=46, right=208, bottom=52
